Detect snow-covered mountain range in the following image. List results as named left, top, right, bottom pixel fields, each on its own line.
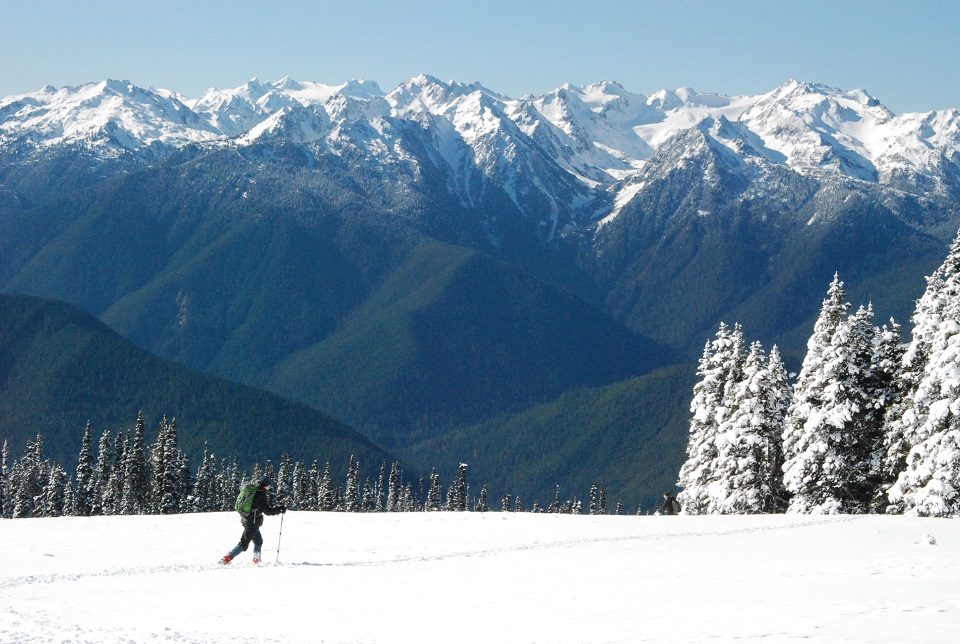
left=3, top=76, right=959, bottom=229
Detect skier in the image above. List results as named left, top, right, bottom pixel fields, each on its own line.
left=220, top=476, right=286, bottom=565
left=661, top=491, right=681, bottom=515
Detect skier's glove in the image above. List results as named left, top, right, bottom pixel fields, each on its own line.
left=280, top=505, right=287, bottom=513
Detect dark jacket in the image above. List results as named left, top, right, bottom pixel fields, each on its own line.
left=661, top=494, right=681, bottom=515
left=241, top=485, right=283, bottom=528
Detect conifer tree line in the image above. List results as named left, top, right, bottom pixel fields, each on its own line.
left=678, top=228, right=960, bottom=517
left=1, top=414, right=624, bottom=519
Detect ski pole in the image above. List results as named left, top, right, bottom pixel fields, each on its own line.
left=275, top=512, right=285, bottom=564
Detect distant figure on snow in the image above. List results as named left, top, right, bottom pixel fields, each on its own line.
left=661, top=491, right=681, bottom=515
left=220, top=476, right=285, bottom=565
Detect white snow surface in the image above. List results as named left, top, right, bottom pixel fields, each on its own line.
left=3, top=512, right=958, bottom=643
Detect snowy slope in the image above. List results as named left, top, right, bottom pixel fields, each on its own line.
left=2, top=512, right=958, bottom=643
left=0, top=80, right=224, bottom=153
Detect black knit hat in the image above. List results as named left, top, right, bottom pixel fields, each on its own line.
left=259, top=476, right=271, bottom=487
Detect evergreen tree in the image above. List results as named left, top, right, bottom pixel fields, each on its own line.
left=886, top=230, right=960, bottom=516
left=74, top=423, right=95, bottom=517
left=292, top=460, right=309, bottom=511
left=90, top=429, right=113, bottom=516
left=149, top=417, right=184, bottom=515
left=445, top=463, right=468, bottom=511
left=426, top=470, right=442, bottom=511
left=677, top=322, right=747, bottom=514
left=306, top=461, right=321, bottom=511
left=589, top=483, right=599, bottom=515
left=712, top=342, right=790, bottom=513
left=387, top=462, right=403, bottom=512
left=42, top=464, right=68, bottom=518
left=276, top=452, right=294, bottom=509
left=375, top=461, right=386, bottom=512
left=0, top=440, right=9, bottom=519
left=501, top=494, right=513, bottom=512
left=344, top=456, right=361, bottom=512
left=122, top=412, right=149, bottom=515
left=105, top=431, right=126, bottom=515
left=13, top=433, right=47, bottom=518
left=476, top=484, right=489, bottom=512
left=548, top=485, right=561, bottom=513
left=318, top=463, right=335, bottom=511
left=784, top=301, right=887, bottom=513
left=191, top=444, right=215, bottom=513
left=63, top=478, right=76, bottom=517
left=782, top=275, right=851, bottom=512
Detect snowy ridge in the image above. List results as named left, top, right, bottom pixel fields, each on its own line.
left=3, top=76, right=960, bottom=217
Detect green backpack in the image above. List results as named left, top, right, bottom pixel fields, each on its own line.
left=235, top=482, right=259, bottom=516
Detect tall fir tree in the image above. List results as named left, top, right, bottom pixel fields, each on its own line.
left=90, top=429, right=113, bottom=516
left=886, top=230, right=960, bottom=516
left=784, top=300, right=890, bottom=513
left=677, top=322, right=747, bottom=514
left=13, top=433, right=47, bottom=518
left=191, top=444, right=215, bottom=513
left=387, top=462, right=403, bottom=512
left=445, top=463, right=468, bottom=511
left=74, top=422, right=95, bottom=517
left=426, top=469, right=442, bottom=511
left=345, top=456, right=360, bottom=512
left=42, top=464, right=69, bottom=518
left=318, top=462, right=335, bottom=511
left=782, top=276, right=851, bottom=513
left=0, top=440, right=9, bottom=519
left=276, top=452, right=294, bottom=509
left=122, top=412, right=149, bottom=515
left=105, top=431, right=126, bottom=515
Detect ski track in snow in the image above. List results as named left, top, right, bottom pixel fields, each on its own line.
left=1, top=514, right=858, bottom=590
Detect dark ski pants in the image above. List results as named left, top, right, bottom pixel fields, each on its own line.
left=226, top=526, right=263, bottom=560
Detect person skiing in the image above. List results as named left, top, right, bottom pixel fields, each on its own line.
left=661, top=491, right=681, bottom=515
left=220, top=476, right=286, bottom=565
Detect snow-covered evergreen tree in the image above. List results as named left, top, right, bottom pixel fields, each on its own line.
left=677, top=322, right=747, bottom=514
left=0, top=440, right=9, bottom=519
left=426, top=469, right=442, bottom=511
left=445, top=463, right=468, bottom=511
left=344, top=456, right=360, bottom=512
left=276, top=452, right=293, bottom=509
left=886, top=230, right=960, bottom=516
left=190, top=444, right=215, bottom=513
left=387, top=461, right=403, bottom=512
left=42, top=464, right=68, bottom=518
left=90, top=429, right=113, bottom=516
left=74, top=423, right=95, bottom=517
left=105, top=431, right=126, bottom=515
left=476, top=484, right=489, bottom=512
left=122, top=413, right=149, bottom=515
left=318, top=463, right=335, bottom=511
left=12, top=434, right=46, bottom=518
left=710, top=342, right=790, bottom=513
left=784, top=296, right=891, bottom=513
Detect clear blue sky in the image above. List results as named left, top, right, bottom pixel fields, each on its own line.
left=2, top=0, right=958, bottom=114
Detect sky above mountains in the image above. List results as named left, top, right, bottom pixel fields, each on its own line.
left=3, top=0, right=959, bottom=115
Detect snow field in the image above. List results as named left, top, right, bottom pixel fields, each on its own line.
left=2, top=512, right=959, bottom=643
